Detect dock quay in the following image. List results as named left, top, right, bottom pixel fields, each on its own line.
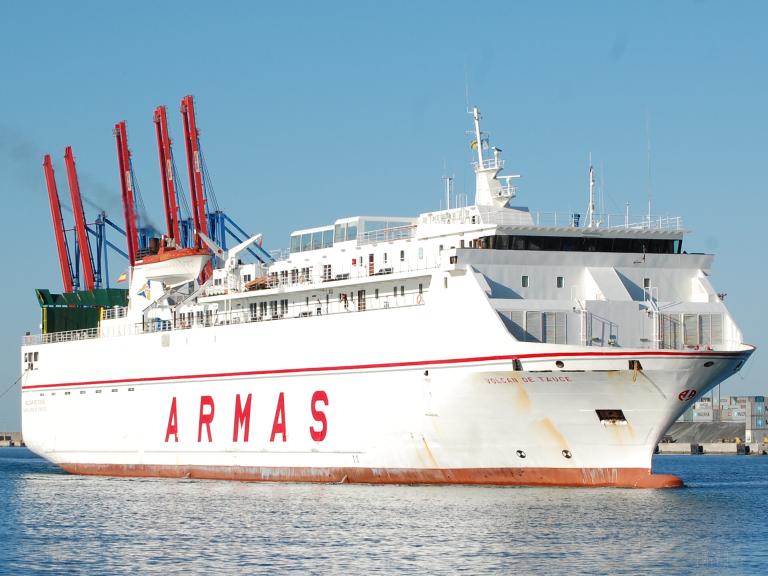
left=657, top=422, right=767, bottom=455
left=0, top=432, right=24, bottom=447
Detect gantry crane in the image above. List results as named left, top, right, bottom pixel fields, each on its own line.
left=114, top=121, right=139, bottom=267
left=154, top=106, right=182, bottom=244
left=180, top=95, right=213, bottom=280
left=64, top=146, right=97, bottom=290
left=43, top=155, right=75, bottom=293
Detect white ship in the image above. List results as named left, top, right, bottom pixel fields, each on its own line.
left=21, top=107, right=754, bottom=488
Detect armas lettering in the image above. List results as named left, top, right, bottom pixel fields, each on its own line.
left=163, top=390, right=329, bottom=444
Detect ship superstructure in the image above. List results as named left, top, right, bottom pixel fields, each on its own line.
left=21, top=105, right=753, bottom=487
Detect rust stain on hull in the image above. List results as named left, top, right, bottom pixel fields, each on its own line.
left=421, top=436, right=439, bottom=468
left=512, top=382, right=532, bottom=413
left=58, top=463, right=683, bottom=488
left=534, top=417, right=569, bottom=449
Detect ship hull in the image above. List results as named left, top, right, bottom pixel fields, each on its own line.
left=21, top=310, right=751, bottom=487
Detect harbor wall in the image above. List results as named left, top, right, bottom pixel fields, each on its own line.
left=0, top=432, right=24, bottom=447
left=659, top=422, right=767, bottom=455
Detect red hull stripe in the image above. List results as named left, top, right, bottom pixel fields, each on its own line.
left=57, top=462, right=684, bottom=488
left=23, top=349, right=748, bottom=391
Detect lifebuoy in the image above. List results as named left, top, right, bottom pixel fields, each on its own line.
left=416, top=294, right=423, bottom=305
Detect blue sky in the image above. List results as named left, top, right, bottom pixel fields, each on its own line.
left=1, top=1, right=766, bottom=429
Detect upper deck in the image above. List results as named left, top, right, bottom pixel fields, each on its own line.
left=24, top=106, right=710, bottom=353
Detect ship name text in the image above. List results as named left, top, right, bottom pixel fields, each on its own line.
left=164, top=390, right=329, bottom=443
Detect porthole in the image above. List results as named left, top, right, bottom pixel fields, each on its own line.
left=516, top=450, right=526, bottom=458
left=555, top=360, right=564, bottom=369
left=703, top=361, right=714, bottom=368
left=562, top=449, right=572, bottom=459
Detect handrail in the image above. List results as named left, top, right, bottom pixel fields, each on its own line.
left=359, top=224, right=417, bottom=245
left=473, top=158, right=504, bottom=170
left=101, top=307, right=128, bottom=320
left=526, top=212, right=683, bottom=231
left=23, top=290, right=429, bottom=346
left=219, top=258, right=442, bottom=295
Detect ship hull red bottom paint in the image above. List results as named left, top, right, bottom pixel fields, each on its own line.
left=59, top=463, right=683, bottom=488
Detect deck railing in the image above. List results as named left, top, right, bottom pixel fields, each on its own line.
left=22, top=291, right=428, bottom=346
left=359, top=224, right=417, bottom=245
left=480, top=210, right=683, bottom=230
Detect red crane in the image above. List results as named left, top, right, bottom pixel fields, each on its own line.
left=64, top=146, right=95, bottom=291
left=114, top=121, right=139, bottom=267
left=180, top=95, right=208, bottom=246
left=153, top=105, right=181, bottom=243
left=43, top=155, right=75, bottom=293
left=180, top=94, right=211, bottom=280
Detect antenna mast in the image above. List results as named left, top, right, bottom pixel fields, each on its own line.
left=442, top=174, right=453, bottom=210
left=646, top=112, right=652, bottom=225
left=587, top=153, right=595, bottom=228
left=472, top=107, right=484, bottom=166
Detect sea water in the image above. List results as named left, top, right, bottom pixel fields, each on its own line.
left=0, top=449, right=765, bottom=575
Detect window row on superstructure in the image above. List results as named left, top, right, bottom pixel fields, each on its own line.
left=503, top=309, right=723, bottom=349
left=476, top=234, right=682, bottom=254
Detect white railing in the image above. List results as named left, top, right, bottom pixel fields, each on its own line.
left=475, top=209, right=683, bottom=231
left=473, top=158, right=504, bottom=171
left=498, top=184, right=515, bottom=198
left=228, top=258, right=442, bottom=296
left=23, top=291, right=429, bottom=346
left=24, top=328, right=99, bottom=345
left=527, top=212, right=683, bottom=231
left=101, top=306, right=128, bottom=320
left=359, top=224, right=417, bottom=245
left=268, top=248, right=291, bottom=262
